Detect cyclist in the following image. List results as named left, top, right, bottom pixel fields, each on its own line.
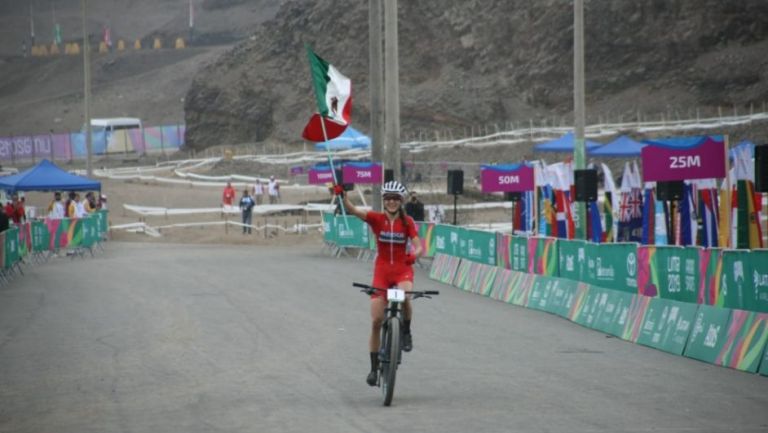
left=334, top=180, right=423, bottom=386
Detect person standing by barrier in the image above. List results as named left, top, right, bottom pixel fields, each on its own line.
left=268, top=176, right=280, bottom=204
left=253, top=182, right=264, bottom=205
left=65, top=192, right=77, bottom=218
left=222, top=181, right=236, bottom=207
left=99, top=194, right=108, bottom=210
left=74, top=193, right=87, bottom=218
left=9, top=194, right=25, bottom=225
left=405, top=191, right=425, bottom=222
left=239, top=189, right=255, bottom=234
left=47, top=192, right=66, bottom=219
left=83, top=192, right=97, bottom=214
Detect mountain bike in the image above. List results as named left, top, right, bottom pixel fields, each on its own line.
left=353, top=282, right=439, bottom=406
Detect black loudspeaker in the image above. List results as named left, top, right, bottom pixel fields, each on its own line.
left=756, top=144, right=768, bottom=193
left=447, top=169, right=464, bottom=195
left=574, top=169, right=598, bottom=202
left=334, top=168, right=354, bottom=191
left=505, top=191, right=522, bottom=202
left=384, top=168, right=394, bottom=183
left=657, top=180, right=684, bottom=201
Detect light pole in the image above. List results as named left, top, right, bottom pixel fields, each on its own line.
left=573, top=0, right=586, bottom=239
left=369, top=0, right=384, bottom=210
left=384, top=0, right=400, bottom=181
left=82, top=0, right=93, bottom=176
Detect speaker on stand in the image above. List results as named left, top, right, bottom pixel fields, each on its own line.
left=384, top=168, right=394, bottom=183
left=656, top=180, right=685, bottom=245
left=574, top=169, right=598, bottom=202
left=756, top=144, right=768, bottom=193
left=505, top=191, right=522, bottom=233
left=447, top=169, right=464, bottom=225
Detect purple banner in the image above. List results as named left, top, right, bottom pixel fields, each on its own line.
left=290, top=166, right=305, bottom=176
left=641, top=136, right=726, bottom=182
left=342, top=162, right=382, bottom=184
left=481, top=164, right=535, bottom=193
left=308, top=168, right=334, bottom=185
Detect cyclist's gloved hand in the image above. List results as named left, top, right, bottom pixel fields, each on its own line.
left=333, top=184, right=345, bottom=197
left=405, top=254, right=417, bottom=266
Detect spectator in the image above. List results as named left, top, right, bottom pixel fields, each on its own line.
left=252, top=182, right=264, bottom=205
left=65, top=192, right=77, bottom=218
left=99, top=193, right=108, bottom=210
left=9, top=194, right=25, bottom=225
left=74, top=193, right=87, bottom=218
left=239, top=189, right=255, bottom=234
left=268, top=176, right=280, bottom=204
left=404, top=191, right=425, bottom=222
left=83, top=192, right=97, bottom=213
left=4, top=200, right=14, bottom=222
left=47, top=191, right=66, bottom=219
left=222, top=181, right=236, bottom=206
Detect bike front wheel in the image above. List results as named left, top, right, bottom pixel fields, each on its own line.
left=381, top=317, right=400, bottom=406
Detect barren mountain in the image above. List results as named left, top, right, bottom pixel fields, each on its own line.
left=184, top=0, right=768, bottom=149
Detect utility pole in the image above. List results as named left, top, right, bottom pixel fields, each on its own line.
left=369, top=0, right=384, bottom=210
left=82, top=0, right=93, bottom=176
left=384, top=0, right=400, bottom=181
left=573, top=0, right=587, bottom=239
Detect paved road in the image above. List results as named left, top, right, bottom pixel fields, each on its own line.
left=0, top=243, right=766, bottom=433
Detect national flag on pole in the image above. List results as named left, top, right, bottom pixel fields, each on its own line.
left=601, top=163, right=618, bottom=243
left=654, top=194, right=668, bottom=246
left=302, top=47, right=352, bottom=142
left=641, top=184, right=655, bottom=245
left=587, top=201, right=603, bottom=243
left=679, top=183, right=697, bottom=246
left=699, top=185, right=719, bottom=248
left=617, top=162, right=632, bottom=242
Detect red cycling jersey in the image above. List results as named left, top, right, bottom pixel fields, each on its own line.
left=365, top=211, right=417, bottom=265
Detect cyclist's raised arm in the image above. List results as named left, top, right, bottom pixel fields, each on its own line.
left=340, top=192, right=368, bottom=220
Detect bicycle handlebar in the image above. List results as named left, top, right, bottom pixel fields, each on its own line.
left=353, top=282, right=439, bottom=297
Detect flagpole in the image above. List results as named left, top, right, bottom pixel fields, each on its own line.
left=723, top=134, right=732, bottom=248
left=319, top=116, right=350, bottom=230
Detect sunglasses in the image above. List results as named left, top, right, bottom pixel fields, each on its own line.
left=383, top=195, right=402, bottom=202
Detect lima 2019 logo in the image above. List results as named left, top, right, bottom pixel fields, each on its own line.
left=626, top=252, right=637, bottom=277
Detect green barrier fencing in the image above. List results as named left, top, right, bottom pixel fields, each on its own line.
left=462, top=228, right=496, bottom=266
left=322, top=213, right=335, bottom=244
left=621, top=295, right=652, bottom=343
left=591, top=289, right=636, bottom=338
left=4, top=227, right=19, bottom=269
left=432, top=224, right=461, bottom=257
left=489, top=268, right=515, bottom=302
left=528, top=237, right=558, bottom=276
left=635, top=298, right=697, bottom=355
left=452, top=259, right=473, bottom=289
left=82, top=217, right=98, bottom=248
left=720, top=250, right=752, bottom=311
left=94, top=209, right=109, bottom=237
left=511, top=235, right=528, bottom=272
left=558, top=239, right=587, bottom=281
left=761, top=338, right=768, bottom=376
left=749, top=250, right=768, bottom=313
left=496, top=233, right=511, bottom=269
left=417, top=222, right=436, bottom=257
left=31, top=221, right=49, bottom=253
left=684, top=304, right=732, bottom=364
left=584, top=242, right=637, bottom=293
left=714, top=310, right=768, bottom=373
left=638, top=246, right=699, bottom=302
left=508, top=272, right=537, bottom=307
left=428, top=253, right=461, bottom=285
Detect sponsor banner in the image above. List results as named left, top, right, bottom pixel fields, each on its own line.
left=635, top=298, right=697, bottom=355
left=461, top=228, right=496, bottom=266
left=334, top=216, right=369, bottom=248
left=342, top=162, right=382, bottom=184
left=585, top=242, right=638, bottom=293
left=591, top=290, right=636, bottom=337
left=641, top=135, right=726, bottom=182
left=684, top=305, right=732, bottom=364
left=81, top=217, right=98, bottom=247
left=290, top=165, right=304, bottom=176
left=480, top=164, right=535, bottom=193
left=453, top=259, right=473, bottom=289
left=31, top=220, right=49, bottom=253
left=510, top=235, right=529, bottom=272
left=433, top=224, right=462, bottom=257
left=428, top=254, right=462, bottom=285
left=496, top=233, right=512, bottom=270
left=489, top=268, right=515, bottom=302
left=698, top=248, right=724, bottom=306
left=748, top=250, right=768, bottom=313
left=527, top=236, right=558, bottom=276
left=566, top=282, right=591, bottom=323
left=720, top=250, right=752, bottom=310
left=558, top=239, right=588, bottom=281
left=416, top=222, right=436, bottom=257
left=714, top=310, right=768, bottom=373
left=509, top=272, right=537, bottom=307
left=621, top=295, right=653, bottom=343
left=3, top=227, right=19, bottom=269
left=638, top=246, right=699, bottom=303
left=461, top=262, right=498, bottom=296
left=548, top=278, right=580, bottom=318
left=322, top=212, right=335, bottom=243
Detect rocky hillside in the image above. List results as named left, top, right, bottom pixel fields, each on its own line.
left=184, top=0, right=768, bottom=149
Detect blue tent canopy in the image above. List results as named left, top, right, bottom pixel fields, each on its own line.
left=588, top=135, right=645, bottom=157
left=0, top=159, right=101, bottom=193
left=314, top=127, right=371, bottom=151
left=534, top=132, right=602, bottom=152
left=729, top=140, right=755, bottom=160
left=642, top=135, right=724, bottom=149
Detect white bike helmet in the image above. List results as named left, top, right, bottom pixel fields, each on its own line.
left=381, top=180, right=407, bottom=198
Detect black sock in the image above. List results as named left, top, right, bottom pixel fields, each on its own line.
left=403, top=319, right=411, bottom=334
left=370, top=352, right=379, bottom=371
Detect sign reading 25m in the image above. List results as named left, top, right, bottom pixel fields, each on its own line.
left=641, top=136, right=726, bottom=182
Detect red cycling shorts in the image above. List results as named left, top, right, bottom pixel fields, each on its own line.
left=371, top=262, right=413, bottom=299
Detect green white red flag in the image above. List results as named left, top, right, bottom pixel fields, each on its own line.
left=302, top=47, right=351, bottom=142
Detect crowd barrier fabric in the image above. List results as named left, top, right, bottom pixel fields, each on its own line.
left=714, top=310, right=768, bottom=373
left=684, top=304, right=733, bottom=365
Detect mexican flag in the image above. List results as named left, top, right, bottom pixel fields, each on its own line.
left=302, top=47, right=352, bottom=142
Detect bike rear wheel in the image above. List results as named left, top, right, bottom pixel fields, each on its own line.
left=381, top=317, right=400, bottom=406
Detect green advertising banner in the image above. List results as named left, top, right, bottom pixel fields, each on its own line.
left=433, top=224, right=461, bottom=257
left=333, top=215, right=369, bottom=248
left=621, top=295, right=652, bottom=343
left=591, top=290, right=636, bottom=338
left=452, top=259, right=473, bottom=289
left=635, top=298, right=698, bottom=355
left=496, top=233, right=512, bottom=270
left=510, top=236, right=529, bottom=272
left=585, top=242, right=638, bottom=293
left=684, top=304, right=732, bottom=364
left=720, top=250, right=752, bottom=311
left=527, top=237, right=558, bottom=276
left=526, top=276, right=552, bottom=313
left=81, top=217, right=98, bottom=248
left=417, top=222, right=436, bottom=257
left=4, top=227, right=19, bottom=269
left=465, top=263, right=498, bottom=296
left=322, top=213, right=335, bottom=243
left=566, top=283, right=592, bottom=324
left=558, top=239, right=587, bottom=282
left=95, top=210, right=109, bottom=237
left=652, top=247, right=700, bottom=303
left=508, top=272, right=537, bottom=307
left=714, top=310, right=768, bottom=373
left=460, top=228, right=496, bottom=266
left=761, top=343, right=768, bottom=376
left=747, top=250, right=768, bottom=313
left=31, top=221, right=49, bottom=253
left=549, top=278, right=580, bottom=319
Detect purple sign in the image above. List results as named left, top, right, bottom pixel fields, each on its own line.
left=290, top=165, right=305, bottom=176
left=308, top=168, right=335, bottom=185
left=342, top=162, right=382, bottom=184
left=480, top=164, right=535, bottom=193
left=641, top=136, right=726, bottom=182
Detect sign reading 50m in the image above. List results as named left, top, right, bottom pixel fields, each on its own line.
left=481, top=164, right=534, bottom=193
